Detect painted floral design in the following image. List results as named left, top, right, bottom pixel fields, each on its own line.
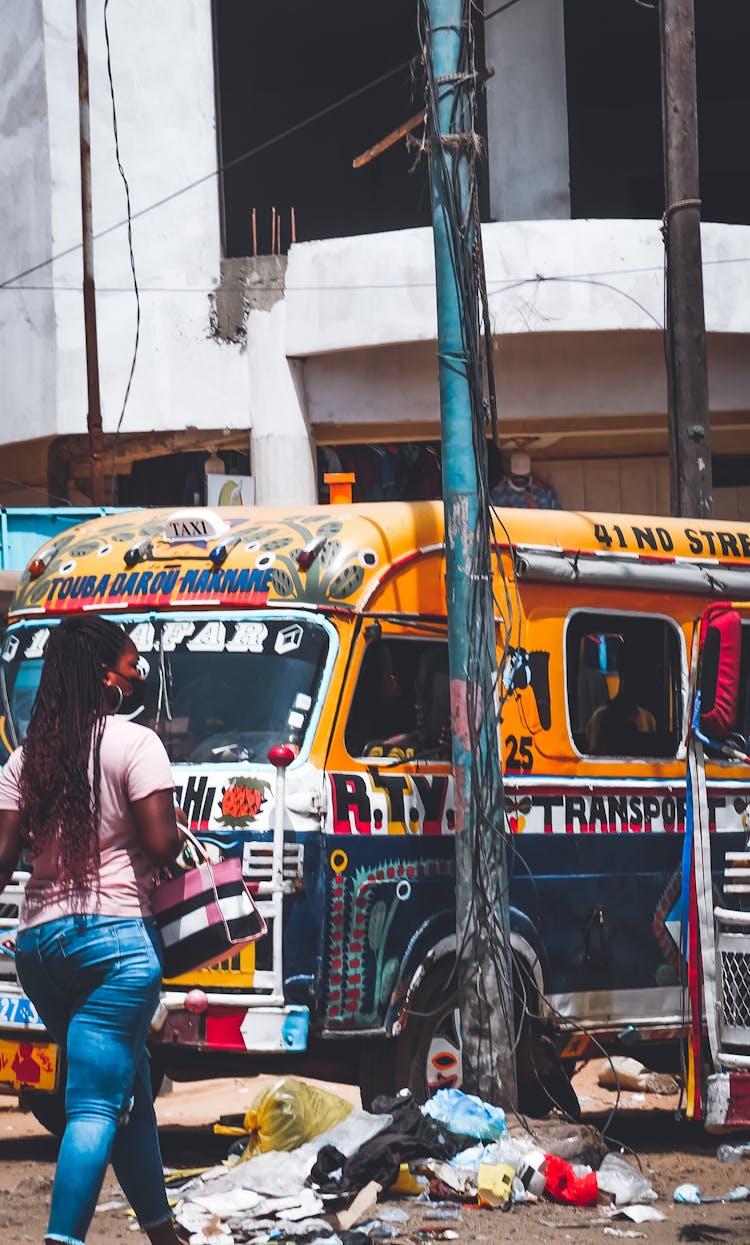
left=218, top=777, right=270, bottom=826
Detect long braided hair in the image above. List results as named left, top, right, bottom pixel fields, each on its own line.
left=18, top=615, right=127, bottom=894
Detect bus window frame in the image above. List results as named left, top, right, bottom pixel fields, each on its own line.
left=337, top=623, right=451, bottom=769
left=562, top=606, right=689, bottom=764
left=1, top=609, right=340, bottom=772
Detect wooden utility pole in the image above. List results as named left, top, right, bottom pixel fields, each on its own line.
left=77, top=0, right=106, bottom=505
left=659, top=0, right=712, bottom=518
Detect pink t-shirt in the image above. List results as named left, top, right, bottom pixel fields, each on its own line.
left=0, top=716, right=174, bottom=929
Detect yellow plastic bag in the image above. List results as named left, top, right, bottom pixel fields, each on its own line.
left=214, top=1077, right=353, bottom=1158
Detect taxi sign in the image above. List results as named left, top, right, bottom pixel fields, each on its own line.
left=164, top=509, right=229, bottom=544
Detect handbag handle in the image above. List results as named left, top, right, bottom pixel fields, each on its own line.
left=173, top=826, right=267, bottom=949
left=178, top=825, right=212, bottom=868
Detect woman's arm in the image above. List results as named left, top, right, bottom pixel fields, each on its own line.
left=130, top=790, right=183, bottom=866
left=0, top=809, right=22, bottom=896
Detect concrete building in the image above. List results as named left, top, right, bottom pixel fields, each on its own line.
left=1, top=1, right=749, bottom=515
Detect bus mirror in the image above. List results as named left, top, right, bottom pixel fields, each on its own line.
left=698, top=604, right=741, bottom=739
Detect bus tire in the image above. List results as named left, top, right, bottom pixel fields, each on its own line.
left=359, top=959, right=460, bottom=1107
left=359, top=957, right=580, bottom=1119
left=22, top=1051, right=166, bottom=1137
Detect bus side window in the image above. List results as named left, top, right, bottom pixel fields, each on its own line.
left=566, top=611, right=683, bottom=759
left=345, top=638, right=450, bottom=760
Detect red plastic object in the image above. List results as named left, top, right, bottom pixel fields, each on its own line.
left=543, top=1154, right=599, bottom=1206
left=267, top=744, right=297, bottom=768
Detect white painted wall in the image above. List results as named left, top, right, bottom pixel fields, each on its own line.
left=0, top=0, right=248, bottom=448
left=304, top=329, right=750, bottom=433
left=280, top=218, right=750, bottom=469
left=247, top=301, right=317, bottom=506
left=0, top=1, right=57, bottom=444
left=284, top=220, right=750, bottom=358
left=484, top=0, right=571, bottom=221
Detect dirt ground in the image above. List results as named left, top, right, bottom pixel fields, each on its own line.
left=0, top=1062, right=748, bottom=1244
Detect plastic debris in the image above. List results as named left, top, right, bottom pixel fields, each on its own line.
left=415, top=1231, right=459, bottom=1241
left=511, top=1176, right=529, bottom=1204
left=378, top=1207, right=410, bottom=1223
left=602, top=1230, right=646, bottom=1240
left=598, top=1056, right=679, bottom=1096
left=676, top=1183, right=750, bottom=1207
left=543, top=1154, right=598, bottom=1206
left=449, top=1134, right=529, bottom=1175
left=421, top=1205, right=462, bottom=1221
left=673, top=1183, right=701, bottom=1204
left=389, top=1165, right=428, bottom=1196
left=358, top=1222, right=400, bottom=1239
left=716, top=1141, right=750, bottom=1163
left=420, top=1160, right=475, bottom=1198
left=476, top=1161, right=515, bottom=1208
left=511, top=1121, right=608, bottom=1169
left=516, top=1147, right=547, bottom=1198
left=602, top=1204, right=666, bottom=1223
left=597, top=1154, right=657, bottom=1206
left=214, top=1077, right=353, bottom=1159
left=421, top=1088, right=506, bottom=1140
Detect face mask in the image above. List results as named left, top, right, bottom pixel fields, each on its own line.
left=106, top=668, right=146, bottom=716
left=119, top=676, right=146, bottom=716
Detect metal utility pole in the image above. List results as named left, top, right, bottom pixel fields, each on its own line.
left=659, top=0, right=712, bottom=518
left=77, top=0, right=106, bottom=505
left=424, top=0, right=516, bottom=1107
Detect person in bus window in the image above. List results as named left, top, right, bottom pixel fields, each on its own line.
left=586, top=645, right=656, bottom=755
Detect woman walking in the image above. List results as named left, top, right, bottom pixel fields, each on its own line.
left=0, top=615, right=184, bottom=1244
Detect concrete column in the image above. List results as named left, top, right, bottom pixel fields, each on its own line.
left=248, top=299, right=317, bottom=506
left=484, top=0, right=570, bottom=221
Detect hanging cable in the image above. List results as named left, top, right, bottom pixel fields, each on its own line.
left=419, top=0, right=521, bottom=1105
left=1, top=0, right=536, bottom=291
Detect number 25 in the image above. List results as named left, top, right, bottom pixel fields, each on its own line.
left=505, top=734, right=533, bottom=772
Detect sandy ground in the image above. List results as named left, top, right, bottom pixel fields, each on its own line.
left=0, top=1063, right=748, bottom=1243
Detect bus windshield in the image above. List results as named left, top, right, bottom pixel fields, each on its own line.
left=0, top=614, right=331, bottom=765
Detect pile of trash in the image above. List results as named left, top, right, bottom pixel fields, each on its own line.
left=163, top=1079, right=685, bottom=1244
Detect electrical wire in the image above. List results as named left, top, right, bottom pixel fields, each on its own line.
left=419, top=0, right=522, bottom=1110
left=0, top=0, right=533, bottom=292
left=0, top=56, right=417, bottom=290
left=104, top=0, right=140, bottom=500
left=482, top=0, right=527, bottom=19
left=416, top=1, right=646, bottom=1136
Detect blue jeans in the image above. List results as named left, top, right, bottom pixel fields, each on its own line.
left=16, top=915, right=172, bottom=1245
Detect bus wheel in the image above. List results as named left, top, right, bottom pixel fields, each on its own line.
left=359, top=960, right=461, bottom=1107
left=21, top=1052, right=166, bottom=1137
left=359, top=958, right=579, bottom=1119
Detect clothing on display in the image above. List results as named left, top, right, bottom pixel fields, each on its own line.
left=490, top=452, right=560, bottom=510
left=317, top=443, right=442, bottom=504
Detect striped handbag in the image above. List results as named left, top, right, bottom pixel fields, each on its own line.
left=152, top=829, right=267, bottom=978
